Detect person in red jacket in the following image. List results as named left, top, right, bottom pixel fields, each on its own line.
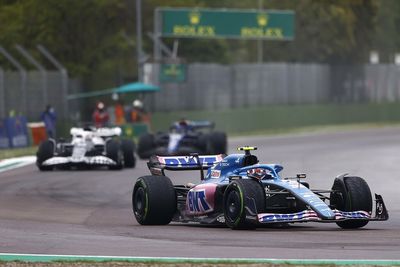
left=92, top=101, right=109, bottom=127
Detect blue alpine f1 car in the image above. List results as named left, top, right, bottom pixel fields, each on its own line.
left=132, top=147, right=388, bottom=229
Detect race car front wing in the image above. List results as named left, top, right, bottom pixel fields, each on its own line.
left=42, top=156, right=117, bottom=166
left=248, top=194, right=388, bottom=224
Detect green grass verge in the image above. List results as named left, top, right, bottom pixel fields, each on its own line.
left=151, top=102, right=400, bottom=134
left=0, top=146, right=37, bottom=160
left=0, top=254, right=399, bottom=266
left=228, top=121, right=400, bottom=137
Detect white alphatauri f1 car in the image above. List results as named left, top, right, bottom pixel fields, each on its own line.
left=36, top=126, right=136, bottom=171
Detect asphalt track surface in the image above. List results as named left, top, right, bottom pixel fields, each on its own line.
left=0, top=127, right=399, bottom=260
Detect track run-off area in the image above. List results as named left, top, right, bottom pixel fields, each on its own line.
left=0, top=126, right=399, bottom=260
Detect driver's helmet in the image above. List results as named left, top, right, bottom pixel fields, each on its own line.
left=178, top=119, right=188, bottom=127
left=171, top=119, right=189, bottom=133
left=97, top=101, right=105, bottom=110
left=83, top=126, right=94, bottom=131
left=132, top=99, right=143, bottom=109
left=247, top=168, right=269, bottom=180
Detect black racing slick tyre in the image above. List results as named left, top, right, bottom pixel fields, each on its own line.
left=137, top=133, right=155, bottom=159
left=121, top=139, right=136, bottom=168
left=330, top=176, right=372, bottom=229
left=132, top=175, right=177, bottom=225
left=207, top=132, right=227, bottom=154
left=198, top=133, right=209, bottom=153
left=36, top=140, right=54, bottom=171
left=223, top=179, right=265, bottom=230
left=106, top=139, right=123, bottom=170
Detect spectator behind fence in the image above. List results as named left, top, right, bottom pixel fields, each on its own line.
left=41, top=104, right=57, bottom=138
left=92, top=101, right=109, bottom=128
left=114, top=100, right=126, bottom=125
left=130, top=99, right=150, bottom=123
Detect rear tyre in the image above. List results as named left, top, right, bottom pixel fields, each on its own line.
left=207, top=132, right=227, bottom=154
left=132, top=175, right=176, bottom=225
left=137, top=133, right=155, bottom=159
left=330, top=176, right=372, bottom=229
left=198, top=133, right=209, bottom=153
left=36, top=140, right=54, bottom=171
left=121, top=139, right=136, bottom=168
left=223, top=179, right=265, bottom=230
left=106, top=139, right=123, bottom=170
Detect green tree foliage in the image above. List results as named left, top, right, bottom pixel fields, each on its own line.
left=0, top=0, right=133, bottom=86
left=372, top=0, right=400, bottom=62
left=0, top=0, right=398, bottom=83
left=250, top=0, right=380, bottom=63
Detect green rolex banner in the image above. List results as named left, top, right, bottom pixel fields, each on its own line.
left=160, top=8, right=295, bottom=40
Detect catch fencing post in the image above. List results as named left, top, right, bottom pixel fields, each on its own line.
left=0, top=46, right=27, bottom=115
left=37, top=45, right=68, bottom=119
left=15, top=44, right=48, bottom=107
left=0, top=67, right=5, bottom=118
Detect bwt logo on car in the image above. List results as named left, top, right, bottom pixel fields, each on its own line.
left=164, top=156, right=219, bottom=166
left=187, top=189, right=212, bottom=213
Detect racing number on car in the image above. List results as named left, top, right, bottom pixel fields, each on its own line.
left=187, top=189, right=211, bottom=213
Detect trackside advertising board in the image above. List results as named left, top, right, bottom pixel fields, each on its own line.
left=1, top=116, right=29, bottom=148
left=0, top=119, right=10, bottom=148
left=160, top=8, right=295, bottom=40
left=159, top=63, right=186, bottom=83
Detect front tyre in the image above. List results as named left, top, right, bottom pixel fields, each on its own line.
left=106, top=139, right=123, bottom=170
left=132, top=175, right=176, bottom=225
left=36, top=140, right=54, bottom=171
left=137, top=133, right=155, bottom=159
left=330, top=176, right=372, bottom=229
left=207, top=132, right=227, bottom=154
left=223, top=179, right=265, bottom=230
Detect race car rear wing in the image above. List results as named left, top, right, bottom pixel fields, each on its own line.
left=190, top=120, right=215, bottom=130
left=148, top=154, right=224, bottom=176
left=170, top=120, right=215, bottom=131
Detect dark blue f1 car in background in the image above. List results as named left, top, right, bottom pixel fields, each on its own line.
left=137, top=120, right=227, bottom=159
left=132, top=146, right=388, bottom=229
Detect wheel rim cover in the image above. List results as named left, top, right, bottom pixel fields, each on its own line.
left=226, top=190, right=241, bottom=221
left=134, top=188, right=145, bottom=216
